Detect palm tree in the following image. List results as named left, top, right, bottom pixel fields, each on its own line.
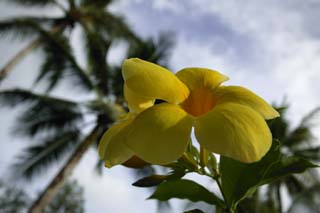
left=0, top=0, right=139, bottom=84
left=266, top=105, right=320, bottom=212
left=0, top=0, right=175, bottom=211
left=236, top=105, right=320, bottom=213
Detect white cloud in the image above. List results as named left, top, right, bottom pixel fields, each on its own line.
left=1, top=1, right=320, bottom=213
left=72, top=149, right=157, bottom=213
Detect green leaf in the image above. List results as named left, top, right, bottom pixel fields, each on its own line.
left=132, top=175, right=168, bottom=187
left=149, top=179, right=224, bottom=207
left=261, top=156, right=318, bottom=184
left=133, top=169, right=186, bottom=188
left=220, top=140, right=319, bottom=210
left=183, top=209, right=205, bottom=213
left=220, top=140, right=281, bottom=209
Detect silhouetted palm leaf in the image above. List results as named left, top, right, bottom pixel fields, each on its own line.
left=13, top=130, right=80, bottom=179
left=4, top=0, right=55, bottom=7
left=0, top=89, right=83, bottom=137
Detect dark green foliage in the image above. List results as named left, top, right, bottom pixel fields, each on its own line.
left=220, top=140, right=281, bottom=209
left=4, top=0, right=55, bottom=7
left=183, top=209, right=205, bottom=213
left=0, top=179, right=85, bottom=213
left=0, top=181, right=30, bottom=212
left=294, top=146, right=320, bottom=161
left=0, top=89, right=83, bottom=137
left=0, top=18, right=48, bottom=40
left=220, top=140, right=317, bottom=211
left=44, top=180, right=85, bottom=213
left=0, top=89, right=85, bottom=179
left=80, top=0, right=113, bottom=8
left=149, top=179, right=224, bottom=207
left=82, top=9, right=139, bottom=42
left=83, top=30, right=111, bottom=95
left=268, top=107, right=289, bottom=144
left=13, top=130, right=80, bottom=179
left=132, top=175, right=172, bottom=187
left=260, top=106, right=320, bottom=212
left=0, top=0, right=177, bottom=210
left=287, top=184, right=320, bottom=213
left=127, top=33, right=174, bottom=66
left=15, top=101, right=82, bottom=137
left=37, top=32, right=94, bottom=92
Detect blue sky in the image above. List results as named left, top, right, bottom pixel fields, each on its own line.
left=1, top=0, right=320, bottom=212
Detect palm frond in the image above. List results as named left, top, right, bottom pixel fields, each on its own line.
left=300, top=107, right=320, bottom=128
left=0, top=89, right=78, bottom=107
left=0, top=89, right=83, bottom=137
left=80, top=0, right=114, bottom=8
left=83, top=30, right=111, bottom=95
left=128, top=32, right=174, bottom=66
left=294, top=146, right=320, bottom=162
left=12, top=130, right=80, bottom=180
left=36, top=31, right=94, bottom=92
left=15, top=103, right=82, bottom=138
left=82, top=9, right=140, bottom=42
left=283, top=175, right=306, bottom=195
left=268, top=107, right=289, bottom=145
left=285, top=107, right=320, bottom=147
left=287, top=184, right=320, bottom=213
left=0, top=18, right=47, bottom=41
left=4, top=0, right=55, bottom=7
left=285, top=126, right=314, bottom=147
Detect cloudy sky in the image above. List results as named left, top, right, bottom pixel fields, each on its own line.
left=1, top=0, right=320, bottom=212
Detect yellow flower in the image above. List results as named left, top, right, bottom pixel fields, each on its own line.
left=99, top=58, right=279, bottom=167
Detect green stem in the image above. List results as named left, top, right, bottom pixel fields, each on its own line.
left=214, top=176, right=227, bottom=205
left=181, top=153, right=198, bottom=170
left=200, top=147, right=209, bottom=168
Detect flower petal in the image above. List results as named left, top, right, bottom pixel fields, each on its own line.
left=176, top=68, right=229, bottom=91
left=194, top=103, right=272, bottom=163
left=215, top=86, right=279, bottom=119
left=124, top=84, right=154, bottom=113
left=125, top=103, right=193, bottom=164
left=98, top=116, right=134, bottom=168
left=122, top=58, right=189, bottom=104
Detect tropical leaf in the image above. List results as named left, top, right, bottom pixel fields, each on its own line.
left=83, top=30, right=111, bottom=95
left=220, top=140, right=318, bottom=210
left=0, top=89, right=83, bottom=137
left=80, top=0, right=114, bottom=8
left=0, top=89, right=78, bottom=107
left=4, top=0, right=55, bottom=7
left=127, top=32, right=174, bottom=66
left=149, top=179, right=224, bottom=207
left=294, top=146, right=320, bottom=162
left=81, top=9, right=140, bottom=42
left=220, top=140, right=281, bottom=210
left=0, top=18, right=47, bottom=40
left=15, top=104, right=82, bottom=137
left=287, top=184, right=320, bottom=213
left=13, top=130, right=80, bottom=179
left=36, top=32, right=94, bottom=92
left=132, top=175, right=169, bottom=187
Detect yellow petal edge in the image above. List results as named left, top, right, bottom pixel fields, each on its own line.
left=195, top=103, right=272, bottom=163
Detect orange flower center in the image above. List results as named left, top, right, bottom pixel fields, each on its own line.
left=181, top=87, right=218, bottom=117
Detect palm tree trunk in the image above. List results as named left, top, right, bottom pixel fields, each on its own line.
left=276, top=182, right=282, bottom=213
left=28, top=125, right=100, bottom=213
left=0, top=24, right=65, bottom=83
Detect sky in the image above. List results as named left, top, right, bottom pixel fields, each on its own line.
left=1, top=0, right=320, bottom=212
